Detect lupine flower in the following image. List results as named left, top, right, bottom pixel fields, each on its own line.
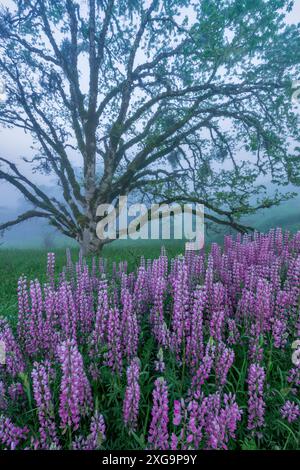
left=57, top=339, right=92, bottom=431
left=84, top=411, right=106, bottom=450
left=0, top=382, right=7, bottom=411
left=0, top=319, right=25, bottom=378
left=7, top=383, right=24, bottom=402
left=1, top=228, right=300, bottom=450
left=173, top=400, right=182, bottom=426
left=151, top=277, right=170, bottom=347
left=170, top=433, right=178, bottom=450
left=121, top=288, right=139, bottom=360
left=171, top=261, right=189, bottom=355
left=186, top=286, right=206, bottom=371
left=93, top=280, right=109, bottom=348
left=206, top=394, right=242, bottom=450
left=287, top=365, right=300, bottom=394
left=123, top=358, right=141, bottom=432
left=272, top=318, right=288, bottom=349
left=31, top=361, right=59, bottom=448
left=0, top=415, right=28, bottom=450
left=190, top=342, right=215, bottom=399
left=247, top=364, right=265, bottom=436
left=17, top=275, right=29, bottom=342
left=58, top=282, right=77, bottom=341
left=280, top=401, right=300, bottom=423
left=47, top=252, right=55, bottom=289
left=148, top=378, right=169, bottom=450
left=106, top=307, right=123, bottom=374
left=227, top=319, right=240, bottom=345
left=215, top=343, right=235, bottom=387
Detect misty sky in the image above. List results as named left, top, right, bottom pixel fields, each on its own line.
left=0, top=0, right=300, bottom=211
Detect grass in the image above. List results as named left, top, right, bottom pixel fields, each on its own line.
left=0, top=239, right=186, bottom=321
left=0, top=233, right=299, bottom=450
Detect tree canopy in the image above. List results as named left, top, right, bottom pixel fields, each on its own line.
left=0, top=0, right=300, bottom=253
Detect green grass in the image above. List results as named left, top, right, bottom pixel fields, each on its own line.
left=0, top=234, right=299, bottom=450
left=0, top=239, right=186, bottom=321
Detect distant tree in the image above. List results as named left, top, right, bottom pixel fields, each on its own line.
left=0, top=0, right=300, bottom=254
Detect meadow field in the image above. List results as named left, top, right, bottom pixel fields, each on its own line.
left=0, top=229, right=299, bottom=450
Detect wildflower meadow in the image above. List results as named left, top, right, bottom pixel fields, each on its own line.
left=0, top=228, right=299, bottom=450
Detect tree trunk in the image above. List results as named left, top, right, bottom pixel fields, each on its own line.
left=79, top=225, right=105, bottom=256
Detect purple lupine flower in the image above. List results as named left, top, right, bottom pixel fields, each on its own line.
left=57, top=339, right=92, bottom=431
left=121, top=288, right=139, bottom=360
left=7, top=382, right=24, bottom=402
left=170, top=433, right=178, bottom=450
left=186, top=399, right=206, bottom=448
left=209, top=309, right=225, bottom=343
left=76, top=266, right=94, bottom=336
left=0, top=319, right=25, bottom=378
left=93, top=280, right=109, bottom=348
left=0, top=415, right=28, bottom=450
left=171, top=261, right=190, bottom=355
left=106, top=307, right=123, bottom=374
left=0, top=381, right=7, bottom=411
left=58, top=281, right=77, bottom=341
left=248, top=321, right=264, bottom=363
left=206, top=394, right=242, bottom=450
left=43, top=285, right=59, bottom=354
left=215, top=342, right=235, bottom=387
left=272, top=318, right=288, bottom=349
left=247, top=364, right=265, bottom=436
left=186, top=286, right=206, bottom=371
left=255, top=278, right=272, bottom=332
left=190, top=342, right=215, bottom=399
left=86, top=411, right=106, bottom=449
left=148, top=378, right=169, bottom=450
left=173, top=400, right=182, bottom=426
left=73, top=411, right=106, bottom=450
left=32, top=361, right=59, bottom=448
left=123, top=358, right=141, bottom=432
left=151, top=277, right=170, bottom=347
left=88, top=280, right=109, bottom=380
left=133, top=266, right=149, bottom=315
left=287, top=365, right=300, bottom=394
left=17, top=275, right=29, bottom=342
left=280, top=401, right=300, bottom=423
left=25, top=280, right=39, bottom=354
left=47, top=252, right=55, bottom=289
left=227, top=318, right=240, bottom=345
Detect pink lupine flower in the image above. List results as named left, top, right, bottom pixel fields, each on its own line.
left=215, top=342, right=235, bottom=387
left=190, top=342, right=215, bottom=399
left=148, top=378, right=169, bottom=450
left=280, top=401, right=300, bottom=423
left=0, top=415, right=28, bottom=450
left=47, top=252, right=55, bottom=289
left=0, top=319, right=25, bottom=378
left=123, top=358, right=141, bottom=432
left=76, top=411, right=106, bottom=450
left=171, top=261, right=190, bottom=355
left=173, top=400, right=183, bottom=426
left=186, top=286, right=206, bottom=371
left=121, top=288, right=139, bottom=360
left=57, top=339, right=92, bottom=431
left=32, top=361, right=59, bottom=448
left=106, top=307, right=123, bottom=374
left=247, top=364, right=265, bottom=436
